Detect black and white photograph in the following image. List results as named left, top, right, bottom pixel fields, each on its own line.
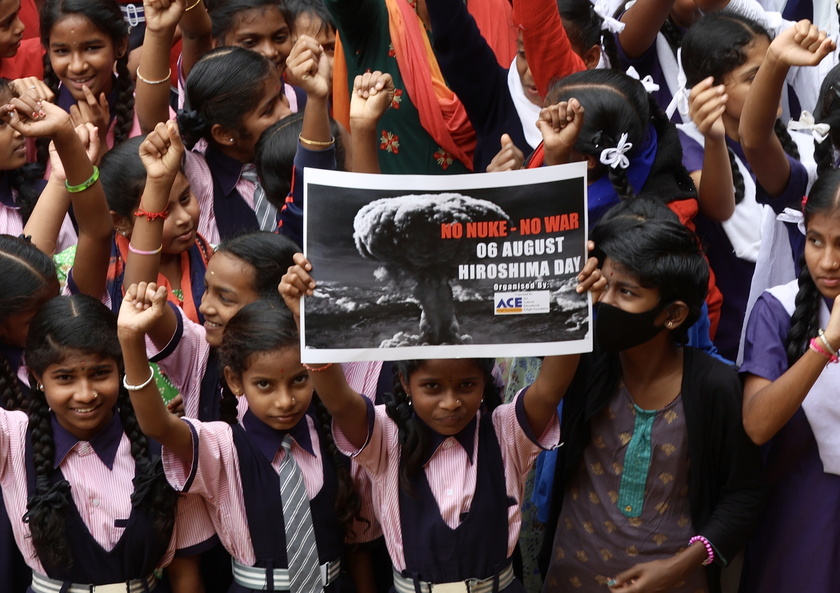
left=301, top=163, right=591, bottom=362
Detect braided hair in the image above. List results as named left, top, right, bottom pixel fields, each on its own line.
left=785, top=170, right=840, bottom=366
left=0, top=236, right=58, bottom=406
left=37, top=0, right=134, bottom=169
left=385, top=359, right=502, bottom=495
left=218, top=300, right=362, bottom=537
left=547, top=69, right=651, bottom=201
left=23, top=295, right=178, bottom=572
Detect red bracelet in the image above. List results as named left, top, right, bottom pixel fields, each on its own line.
left=810, top=338, right=839, bottom=364
left=302, top=363, right=333, bottom=372
left=134, top=207, right=169, bottom=221
left=688, top=535, right=714, bottom=566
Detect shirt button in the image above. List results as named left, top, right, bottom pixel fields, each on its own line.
left=79, top=443, right=91, bottom=456
left=446, top=488, right=453, bottom=496
left=91, top=498, right=100, bottom=507
left=443, top=440, right=453, bottom=450
left=625, top=505, right=632, bottom=513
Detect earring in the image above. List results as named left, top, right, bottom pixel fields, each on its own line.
left=37, top=383, right=44, bottom=391
left=406, top=393, right=412, bottom=406
left=229, top=138, right=235, bottom=143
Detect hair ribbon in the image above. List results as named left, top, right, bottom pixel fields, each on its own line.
left=590, top=0, right=626, bottom=33
left=600, top=133, right=633, bottom=169
left=626, top=67, right=660, bottom=93
left=788, top=111, right=830, bottom=143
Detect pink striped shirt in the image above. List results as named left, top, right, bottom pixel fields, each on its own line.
left=162, top=414, right=363, bottom=565
left=0, top=409, right=214, bottom=574
left=333, top=391, right=560, bottom=571
left=1, top=201, right=77, bottom=254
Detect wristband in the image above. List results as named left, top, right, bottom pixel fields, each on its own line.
left=65, top=166, right=100, bottom=193
left=134, top=207, right=169, bottom=221
left=128, top=243, right=163, bottom=256
left=688, top=535, right=714, bottom=566
left=299, top=133, right=335, bottom=147
left=136, top=67, right=171, bottom=85
left=810, top=338, right=839, bottom=364
left=302, top=362, right=334, bottom=372
left=123, top=365, right=156, bottom=391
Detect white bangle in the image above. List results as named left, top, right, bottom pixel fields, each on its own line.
left=123, top=365, right=155, bottom=391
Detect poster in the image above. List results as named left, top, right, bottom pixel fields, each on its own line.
left=301, top=163, right=590, bottom=362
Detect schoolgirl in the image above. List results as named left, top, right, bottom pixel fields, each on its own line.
left=678, top=12, right=819, bottom=360
left=36, top=0, right=140, bottom=166
left=537, top=206, right=764, bottom=593
left=739, top=169, right=840, bottom=592
left=278, top=252, right=600, bottom=593
left=118, top=292, right=364, bottom=592
left=812, top=63, right=840, bottom=175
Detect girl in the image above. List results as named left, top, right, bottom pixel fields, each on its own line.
left=278, top=253, right=596, bottom=593
left=118, top=292, right=364, bottom=593
left=739, top=169, right=840, bottom=592
left=537, top=209, right=764, bottom=593
left=812, top=62, right=840, bottom=176
left=0, top=294, right=211, bottom=591
left=37, top=0, right=139, bottom=165
left=679, top=13, right=819, bottom=360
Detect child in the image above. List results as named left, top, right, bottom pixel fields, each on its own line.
left=537, top=211, right=764, bottom=593
left=0, top=293, right=210, bottom=591
left=278, top=252, right=601, bottom=593
left=118, top=291, right=365, bottom=592
left=739, top=169, right=840, bottom=592
left=37, top=0, right=140, bottom=164
left=812, top=62, right=840, bottom=176
left=679, top=13, right=820, bottom=360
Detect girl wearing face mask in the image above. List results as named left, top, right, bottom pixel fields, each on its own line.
left=537, top=201, right=765, bottom=593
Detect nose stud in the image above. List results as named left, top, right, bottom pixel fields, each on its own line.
left=92, top=391, right=99, bottom=399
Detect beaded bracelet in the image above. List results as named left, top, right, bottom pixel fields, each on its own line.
left=299, top=133, right=335, bottom=148
left=134, top=207, right=169, bottom=221
left=302, top=362, right=334, bottom=372
left=128, top=243, right=163, bottom=256
left=65, top=166, right=99, bottom=193
left=136, top=67, right=172, bottom=85
left=818, top=329, right=838, bottom=356
left=184, top=0, right=203, bottom=10
left=810, top=338, right=839, bottom=364
left=123, top=365, right=155, bottom=391
left=688, top=535, right=714, bottom=566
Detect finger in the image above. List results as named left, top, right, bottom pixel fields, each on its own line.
left=166, top=119, right=185, bottom=154
left=292, top=252, right=312, bottom=270
left=500, top=133, right=513, bottom=149
left=152, top=285, right=168, bottom=305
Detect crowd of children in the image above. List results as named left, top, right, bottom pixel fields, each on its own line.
left=1, top=0, right=840, bottom=591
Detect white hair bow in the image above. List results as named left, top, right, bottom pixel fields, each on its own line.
left=600, top=133, right=633, bottom=169
left=665, top=48, right=689, bottom=120
left=788, top=111, right=830, bottom=143
left=591, top=0, right=626, bottom=33
left=626, top=66, right=660, bottom=93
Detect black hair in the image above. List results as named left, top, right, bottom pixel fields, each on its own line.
left=813, top=63, right=840, bottom=176
left=99, top=136, right=148, bottom=220
left=215, top=231, right=300, bottom=298
left=547, top=69, right=658, bottom=201
left=557, top=0, right=619, bottom=70
left=255, top=113, right=346, bottom=208
left=785, top=170, right=840, bottom=365
left=682, top=12, right=800, bottom=204
left=205, top=0, right=293, bottom=42
left=177, top=46, right=274, bottom=150
left=285, top=0, right=335, bottom=35
left=23, top=295, right=178, bottom=572
left=0, top=236, right=58, bottom=412
left=218, top=300, right=361, bottom=535
left=384, top=359, right=502, bottom=495
left=590, top=199, right=710, bottom=345
left=38, top=0, right=134, bottom=169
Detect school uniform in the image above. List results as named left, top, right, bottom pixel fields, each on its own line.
left=276, top=143, right=337, bottom=249
left=0, top=409, right=214, bottom=591
left=0, top=174, right=76, bottom=253
left=161, top=410, right=356, bottom=592
left=333, top=391, right=560, bottom=591
left=740, top=282, right=840, bottom=592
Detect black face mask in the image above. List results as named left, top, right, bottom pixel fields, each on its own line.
left=593, top=301, right=667, bottom=353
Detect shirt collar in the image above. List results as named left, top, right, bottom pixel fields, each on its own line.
left=420, top=414, right=477, bottom=466
left=242, top=409, right=315, bottom=462
left=0, top=174, right=14, bottom=209
left=204, top=144, right=248, bottom=197
left=52, top=412, right=123, bottom=470
left=56, top=78, right=119, bottom=124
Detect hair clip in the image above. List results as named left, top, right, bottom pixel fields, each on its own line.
left=591, top=130, right=605, bottom=149
left=626, top=66, right=660, bottom=94
left=599, top=133, right=633, bottom=169
left=788, top=111, right=830, bottom=143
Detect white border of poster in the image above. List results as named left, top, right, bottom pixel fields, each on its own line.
left=301, top=162, right=590, bottom=363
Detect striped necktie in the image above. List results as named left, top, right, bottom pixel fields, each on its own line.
left=279, top=436, right=323, bottom=593
left=240, top=165, right=278, bottom=232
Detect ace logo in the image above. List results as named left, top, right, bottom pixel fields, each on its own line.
left=495, top=296, right=523, bottom=314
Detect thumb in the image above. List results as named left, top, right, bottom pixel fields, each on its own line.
left=500, top=133, right=513, bottom=149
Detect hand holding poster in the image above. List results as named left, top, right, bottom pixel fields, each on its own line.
left=301, top=163, right=590, bottom=362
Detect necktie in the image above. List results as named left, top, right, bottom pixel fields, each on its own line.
left=279, top=436, right=322, bottom=593
left=240, top=165, right=278, bottom=232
